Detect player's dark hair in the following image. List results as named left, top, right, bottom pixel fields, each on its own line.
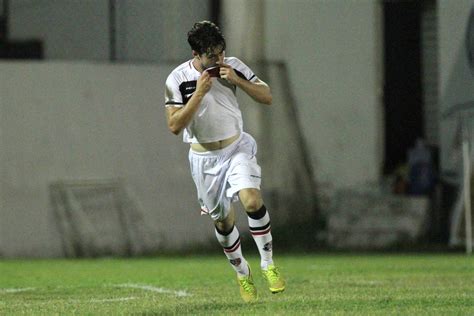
left=187, top=21, right=226, bottom=55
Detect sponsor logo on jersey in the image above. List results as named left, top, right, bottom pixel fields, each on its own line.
left=178, top=81, right=197, bottom=104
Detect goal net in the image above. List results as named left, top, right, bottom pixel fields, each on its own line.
left=50, top=179, right=159, bottom=257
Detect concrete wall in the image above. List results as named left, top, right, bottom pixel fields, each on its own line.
left=0, top=62, right=215, bottom=257
left=1, top=1, right=385, bottom=256
left=263, top=0, right=384, bottom=188
left=438, top=0, right=474, bottom=173
left=9, top=0, right=210, bottom=62
left=8, top=0, right=384, bottom=189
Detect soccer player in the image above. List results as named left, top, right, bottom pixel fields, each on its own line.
left=164, top=21, right=285, bottom=302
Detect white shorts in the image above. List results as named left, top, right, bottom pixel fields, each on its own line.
left=188, top=132, right=262, bottom=221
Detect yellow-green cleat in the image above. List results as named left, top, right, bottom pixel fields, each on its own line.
left=237, top=270, right=258, bottom=303
left=262, top=264, right=286, bottom=293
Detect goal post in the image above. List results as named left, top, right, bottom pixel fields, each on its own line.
left=443, top=101, right=474, bottom=254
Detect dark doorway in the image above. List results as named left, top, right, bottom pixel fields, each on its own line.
left=383, top=0, right=424, bottom=174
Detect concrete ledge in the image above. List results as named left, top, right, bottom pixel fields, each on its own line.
left=328, top=187, right=429, bottom=249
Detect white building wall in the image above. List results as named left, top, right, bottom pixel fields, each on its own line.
left=8, top=0, right=210, bottom=62
left=263, top=0, right=384, bottom=188
left=0, top=62, right=211, bottom=257
left=1, top=1, right=387, bottom=256
left=9, top=0, right=110, bottom=60
left=9, top=0, right=384, bottom=189
left=438, top=0, right=474, bottom=173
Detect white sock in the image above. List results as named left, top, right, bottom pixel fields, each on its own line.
left=215, top=226, right=249, bottom=276
left=248, top=206, right=274, bottom=270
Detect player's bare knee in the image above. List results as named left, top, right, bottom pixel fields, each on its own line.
left=214, top=219, right=234, bottom=235
left=214, top=206, right=235, bottom=233
left=243, top=200, right=259, bottom=213
left=240, top=190, right=263, bottom=213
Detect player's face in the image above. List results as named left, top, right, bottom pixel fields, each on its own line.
left=199, top=46, right=225, bottom=69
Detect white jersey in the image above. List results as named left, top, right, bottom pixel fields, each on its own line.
left=165, top=57, right=258, bottom=143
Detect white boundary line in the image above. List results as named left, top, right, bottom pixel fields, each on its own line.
left=116, top=283, right=192, bottom=297
left=0, top=297, right=140, bottom=307
left=0, top=287, right=36, bottom=294
left=0, top=283, right=191, bottom=306
left=89, top=296, right=138, bottom=303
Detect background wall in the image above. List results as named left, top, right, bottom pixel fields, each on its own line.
left=438, top=0, right=474, bottom=173
left=9, top=0, right=110, bottom=60
left=0, top=62, right=211, bottom=257
left=263, top=0, right=384, bottom=188
left=9, top=0, right=210, bottom=62
left=8, top=0, right=384, bottom=189
left=1, top=0, right=385, bottom=257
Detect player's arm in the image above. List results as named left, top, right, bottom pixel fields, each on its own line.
left=218, top=62, right=272, bottom=105
left=166, top=72, right=212, bottom=135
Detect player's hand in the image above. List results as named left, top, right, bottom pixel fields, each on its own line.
left=196, top=71, right=212, bottom=97
left=217, top=62, right=239, bottom=84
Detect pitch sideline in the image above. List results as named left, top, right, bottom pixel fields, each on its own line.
left=0, top=287, right=36, bottom=293
left=115, top=283, right=192, bottom=297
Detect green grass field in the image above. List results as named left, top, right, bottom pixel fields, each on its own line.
left=1, top=254, right=473, bottom=315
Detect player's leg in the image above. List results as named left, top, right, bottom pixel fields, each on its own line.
left=239, top=188, right=273, bottom=268
left=214, top=204, right=249, bottom=276
left=225, top=132, right=284, bottom=293
left=239, top=188, right=285, bottom=293
left=214, top=204, right=257, bottom=302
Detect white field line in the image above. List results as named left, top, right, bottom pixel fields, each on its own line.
left=0, top=287, right=138, bottom=304
left=116, top=283, right=192, bottom=297
left=0, top=297, right=139, bottom=306
left=0, top=287, right=36, bottom=293
left=1, top=283, right=191, bottom=307
left=89, top=296, right=138, bottom=303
